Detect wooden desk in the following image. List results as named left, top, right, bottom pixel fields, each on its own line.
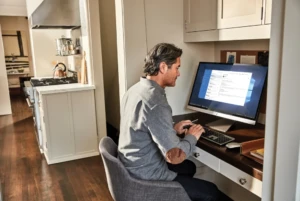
left=173, top=112, right=264, bottom=197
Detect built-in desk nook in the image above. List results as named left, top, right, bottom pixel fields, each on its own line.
left=173, top=112, right=264, bottom=197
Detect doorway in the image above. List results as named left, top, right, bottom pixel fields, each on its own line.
left=0, top=16, right=33, bottom=114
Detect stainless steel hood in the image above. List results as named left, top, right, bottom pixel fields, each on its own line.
left=31, top=0, right=80, bottom=29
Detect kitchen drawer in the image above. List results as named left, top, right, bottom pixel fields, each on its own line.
left=193, top=147, right=220, bottom=172
left=219, top=160, right=262, bottom=197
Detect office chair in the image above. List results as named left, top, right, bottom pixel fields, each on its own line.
left=99, top=137, right=191, bottom=201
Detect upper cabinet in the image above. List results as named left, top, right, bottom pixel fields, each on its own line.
left=264, top=0, right=272, bottom=24
left=184, top=0, right=272, bottom=42
left=184, top=0, right=217, bottom=32
left=218, top=0, right=262, bottom=29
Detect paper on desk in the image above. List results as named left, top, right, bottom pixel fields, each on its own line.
left=240, top=55, right=256, bottom=64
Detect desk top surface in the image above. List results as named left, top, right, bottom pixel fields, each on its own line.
left=173, top=112, right=264, bottom=181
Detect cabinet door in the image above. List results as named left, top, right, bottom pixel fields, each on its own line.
left=70, top=90, right=98, bottom=154
left=218, top=0, right=263, bottom=29
left=184, top=0, right=217, bottom=32
left=44, top=93, right=75, bottom=159
left=264, top=0, right=272, bottom=24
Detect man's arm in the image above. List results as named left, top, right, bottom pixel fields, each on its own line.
left=165, top=124, right=204, bottom=164
left=166, top=148, right=186, bottom=164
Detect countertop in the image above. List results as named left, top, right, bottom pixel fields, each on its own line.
left=36, top=83, right=95, bottom=95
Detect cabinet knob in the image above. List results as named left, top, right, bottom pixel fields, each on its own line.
left=193, top=152, right=200, bottom=157
left=239, top=178, right=247, bottom=185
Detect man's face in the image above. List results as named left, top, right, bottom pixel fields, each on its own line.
left=164, top=57, right=181, bottom=87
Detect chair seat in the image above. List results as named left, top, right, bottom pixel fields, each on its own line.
left=99, top=137, right=191, bottom=201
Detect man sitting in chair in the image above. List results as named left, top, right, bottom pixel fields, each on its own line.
left=118, top=43, right=232, bottom=201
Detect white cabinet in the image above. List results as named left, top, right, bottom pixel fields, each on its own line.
left=217, top=0, right=263, bottom=29
left=184, top=0, right=272, bottom=42
left=184, top=0, right=217, bottom=32
left=193, top=147, right=262, bottom=197
left=219, top=160, right=262, bottom=197
left=39, top=89, right=98, bottom=164
left=264, top=0, right=272, bottom=24
left=193, top=147, right=220, bottom=172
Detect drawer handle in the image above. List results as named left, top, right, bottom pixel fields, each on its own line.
left=239, top=178, right=247, bottom=185
left=193, top=152, right=200, bottom=158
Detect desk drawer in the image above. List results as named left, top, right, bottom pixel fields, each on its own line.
left=219, top=160, right=262, bottom=197
left=193, top=147, right=220, bottom=172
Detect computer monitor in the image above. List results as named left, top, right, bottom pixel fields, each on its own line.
left=187, top=62, right=268, bottom=132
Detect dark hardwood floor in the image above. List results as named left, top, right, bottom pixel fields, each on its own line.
left=0, top=93, right=113, bottom=201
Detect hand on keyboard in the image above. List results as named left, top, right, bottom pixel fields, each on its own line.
left=185, top=124, right=205, bottom=140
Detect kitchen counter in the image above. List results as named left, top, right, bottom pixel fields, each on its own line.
left=35, top=83, right=95, bottom=94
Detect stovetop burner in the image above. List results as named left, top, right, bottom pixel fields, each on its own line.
left=30, top=77, right=78, bottom=87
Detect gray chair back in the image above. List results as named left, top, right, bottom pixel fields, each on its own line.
left=99, top=137, right=191, bottom=201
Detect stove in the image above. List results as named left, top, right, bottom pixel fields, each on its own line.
left=30, top=77, right=78, bottom=87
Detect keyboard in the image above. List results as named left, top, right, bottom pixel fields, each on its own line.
left=201, top=127, right=235, bottom=146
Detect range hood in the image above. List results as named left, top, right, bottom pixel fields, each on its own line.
left=31, top=0, right=80, bottom=29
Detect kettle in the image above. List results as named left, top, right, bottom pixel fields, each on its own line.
left=53, top=62, right=67, bottom=78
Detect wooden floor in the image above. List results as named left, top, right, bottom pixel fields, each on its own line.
left=0, top=93, right=113, bottom=201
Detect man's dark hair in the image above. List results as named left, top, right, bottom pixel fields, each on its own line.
left=143, top=43, right=182, bottom=76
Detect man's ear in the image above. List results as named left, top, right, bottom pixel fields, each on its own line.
left=159, top=62, right=168, bottom=74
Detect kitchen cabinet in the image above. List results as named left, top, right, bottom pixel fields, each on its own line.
left=184, top=0, right=217, bottom=32
left=184, top=0, right=272, bottom=42
left=217, top=0, right=263, bottom=29
left=38, top=87, right=98, bottom=164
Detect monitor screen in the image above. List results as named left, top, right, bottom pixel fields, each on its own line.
left=187, top=62, right=268, bottom=127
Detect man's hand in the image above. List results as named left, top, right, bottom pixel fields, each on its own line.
left=187, top=124, right=205, bottom=140
left=173, top=120, right=193, bottom=134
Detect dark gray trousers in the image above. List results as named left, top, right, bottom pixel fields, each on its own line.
left=168, top=160, right=233, bottom=201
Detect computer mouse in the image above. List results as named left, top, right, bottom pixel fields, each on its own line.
left=226, top=142, right=241, bottom=149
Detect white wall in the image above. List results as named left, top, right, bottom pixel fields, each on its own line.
left=25, top=0, right=43, bottom=17
left=270, top=0, right=300, bottom=200
left=115, top=0, right=215, bottom=116
left=0, top=0, right=27, bottom=16
left=115, top=0, right=148, bottom=103
left=30, top=29, right=68, bottom=77
left=99, top=0, right=120, bottom=129
left=0, top=26, right=12, bottom=115
left=80, top=0, right=107, bottom=140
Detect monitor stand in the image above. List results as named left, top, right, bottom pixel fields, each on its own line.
left=205, top=118, right=235, bottom=133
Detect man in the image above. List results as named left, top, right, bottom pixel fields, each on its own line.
left=118, top=43, right=232, bottom=201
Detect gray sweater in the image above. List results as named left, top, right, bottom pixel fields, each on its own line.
left=118, top=77, right=197, bottom=181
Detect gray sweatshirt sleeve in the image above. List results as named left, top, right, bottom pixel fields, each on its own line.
left=147, top=104, right=197, bottom=158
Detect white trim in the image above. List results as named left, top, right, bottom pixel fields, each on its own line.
left=184, top=25, right=271, bottom=42
left=115, top=0, right=127, bottom=104
left=44, top=151, right=99, bottom=165
left=296, top=140, right=300, bottom=201
left=262, top=0, right=284, bottom=200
